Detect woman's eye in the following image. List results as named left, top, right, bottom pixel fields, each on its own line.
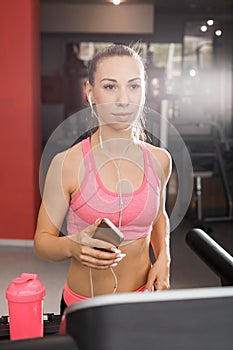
left=130, top=84, right=141, bottom=90
left=103, top=84, right=116, bottom=90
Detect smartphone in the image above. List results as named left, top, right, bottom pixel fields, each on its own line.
left=92, top=218, right=124, bottom=248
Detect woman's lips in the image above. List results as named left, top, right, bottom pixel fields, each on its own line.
left=112, top=113, right=133, bottom=121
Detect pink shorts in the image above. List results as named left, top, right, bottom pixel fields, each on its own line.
left=63, top=281, right=148, bottom=307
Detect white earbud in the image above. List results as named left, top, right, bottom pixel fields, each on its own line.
left=99, top=133, right=103, bottom=149
left=87, top=93, right=103, bottom=149
left=87, top=94, right=92, bottom=106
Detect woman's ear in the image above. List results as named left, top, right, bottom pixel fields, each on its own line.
left=85, top=81, right=94, bottom=105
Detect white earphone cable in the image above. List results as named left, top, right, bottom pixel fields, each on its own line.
left=88, top=99, right=134, bottom=297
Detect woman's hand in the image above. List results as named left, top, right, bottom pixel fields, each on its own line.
left=67, top=221, right=126, bottom=270
left=144, top=251, right=170, bottom=291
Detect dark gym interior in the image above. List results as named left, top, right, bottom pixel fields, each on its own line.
left=0, top=0, right=233, bottom=348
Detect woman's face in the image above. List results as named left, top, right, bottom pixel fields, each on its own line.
left=88, top=55, right=145, bottom=127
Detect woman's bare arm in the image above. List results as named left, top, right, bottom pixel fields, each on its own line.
left=145, top=146, right=172, bottom=290
left=34, top=148, right=121, bottom=266
left=34, top=151, right=74, bottom=261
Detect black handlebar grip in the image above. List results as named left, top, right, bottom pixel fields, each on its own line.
left=186, top=228, right=233, bottom=286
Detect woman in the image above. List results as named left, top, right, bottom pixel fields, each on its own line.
left=34, top=44, right=171, bottom=315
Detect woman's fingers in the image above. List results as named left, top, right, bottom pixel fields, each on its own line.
left=80, top=245, right=126, bottom=269
left=70, top=223, right=117, bottom=251
left=67, top=221, right=126, bottom=269
left=155, top=280, right=170, bottom=290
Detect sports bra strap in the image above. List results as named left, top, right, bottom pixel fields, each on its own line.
left=81, top=137, right=95, bottom=173
left=140, top=141, right=161, bottom=190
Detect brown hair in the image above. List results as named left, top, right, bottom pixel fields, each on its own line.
left=88, top=43, right=145, bottom=86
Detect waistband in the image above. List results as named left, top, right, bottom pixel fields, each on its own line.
left=63, top=281, right=148, bottom=307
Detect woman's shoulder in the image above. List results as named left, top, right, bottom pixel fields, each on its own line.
left=143, top=141, right=171, bottom=164
left=47, top=140, right=87, bottom=189
left=143, top=141, right=172, bottom=183
left=47, top=140, right=86, bottom=194
left=51, top=141, right=83, bottom=169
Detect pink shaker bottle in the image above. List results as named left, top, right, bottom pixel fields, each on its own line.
left=6, top=273, right=45, bottom=340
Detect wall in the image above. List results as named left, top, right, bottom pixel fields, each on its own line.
left=0, top=0, right=41, bottom=240
left=40, top=3, right=154, bottom=34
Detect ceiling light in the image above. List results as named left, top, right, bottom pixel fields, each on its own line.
left=200, top=25, right=208, bottom=32
left=112, top=0, right=121, bottom=5
left=207, top=19, right=214, bottom=26
left=215, top=29, right=222, bottom=37
left=189, top=69, right=197, bottom=78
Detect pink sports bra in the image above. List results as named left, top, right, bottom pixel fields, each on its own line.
left=66, top=137, right=161, bottom=241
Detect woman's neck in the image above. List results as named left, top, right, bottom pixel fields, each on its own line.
left=92, top=126, right=138, bottom=156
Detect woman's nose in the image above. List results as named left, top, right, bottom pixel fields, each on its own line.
left=116, top=88, right=129, bottom=107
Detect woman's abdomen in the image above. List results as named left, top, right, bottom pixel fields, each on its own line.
left=67, top=236, right=151, bottom=297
